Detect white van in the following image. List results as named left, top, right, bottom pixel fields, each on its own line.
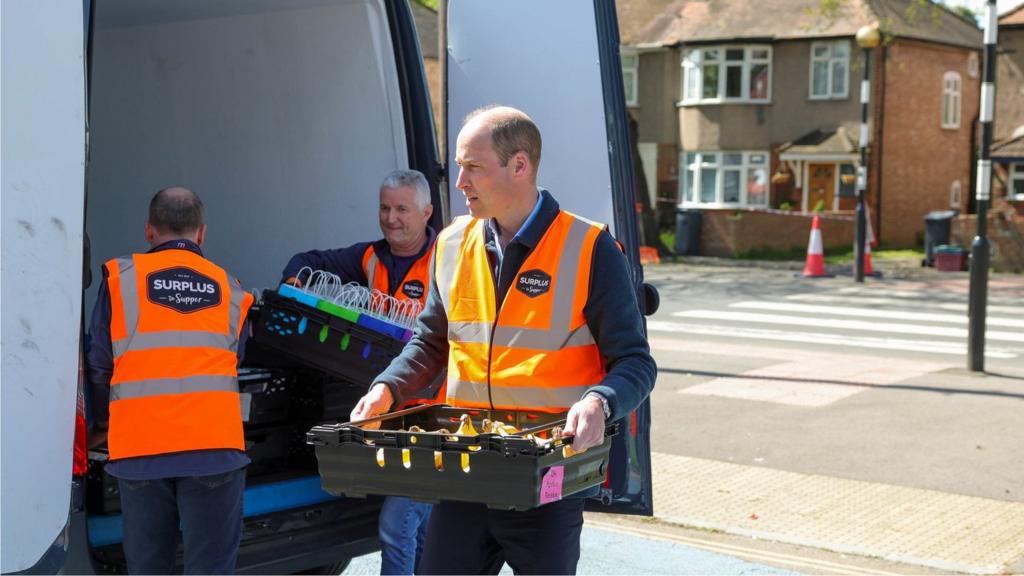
left=1, top=0, right=656, bottom=573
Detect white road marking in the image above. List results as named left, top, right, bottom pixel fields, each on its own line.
left=731, top=301, right=1024, bottom=328
left=785, top=293, right=1023, bottom=316
left=835, top=286, right=1021, bottom=306
left=646, top=320, right=1020, bottom=359
left=671, top=310, right=1024, bottom=343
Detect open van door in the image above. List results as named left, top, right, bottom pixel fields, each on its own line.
left=445, top=0, right=653, bottom=515
left=1, top=0, right=88, bottom=572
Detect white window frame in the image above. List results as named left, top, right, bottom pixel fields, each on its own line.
left=679, top=151, right=771, bottom=207
left=621, top=50, right=639, bottom=107
left=680, top=45, right=772, bottom=104
left=942, top=71, right=962, bottom=129
left=1011, top=163, right=1024, bottom=201
left=809, top=40, right=850, bottom=100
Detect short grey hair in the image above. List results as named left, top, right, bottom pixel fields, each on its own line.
left=380, top=169, right=431, bottom=209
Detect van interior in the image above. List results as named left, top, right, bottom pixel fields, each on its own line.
left=84, top=0, right=431, bottom=572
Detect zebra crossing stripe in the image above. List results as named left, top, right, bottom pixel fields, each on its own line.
left=671, top=310, right=1024, bottom=343
left=784, top=293, right=1023, bottom=316
left=731, top=301, right=1024, bottom=329
left=646, top=321, right=1020, bottom=359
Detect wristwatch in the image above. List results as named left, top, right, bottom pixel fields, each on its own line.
left=584, top=392, right=611, bottom=420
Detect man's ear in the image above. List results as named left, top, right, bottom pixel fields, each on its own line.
left=195, top=224, right=207, bottom=247
left=423, top=203, right=434, bottom=222
left=512, top=152, right=530, bottom=179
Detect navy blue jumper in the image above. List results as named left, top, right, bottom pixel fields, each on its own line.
left=280, top=227, right=437, bottom=295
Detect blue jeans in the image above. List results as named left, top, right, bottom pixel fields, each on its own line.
left=379, top=496, right=433, bottom=575
left=117, top=468, right=245, bottom=575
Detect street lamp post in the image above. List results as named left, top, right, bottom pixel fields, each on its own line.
left=855, top=24, right=881, bottom=284
left=969, top=0, right=997, bottom=372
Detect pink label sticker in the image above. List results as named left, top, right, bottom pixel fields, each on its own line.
left=539, top=465, right=565, bottom=504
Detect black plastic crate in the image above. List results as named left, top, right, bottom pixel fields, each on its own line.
left=290, top=376, right=366, bottom=422
left=308, top=405, right=616, bottom=511
left=239, top=368, right=293, bottom=425
left=249, top=289, right=407, bottom=386
left=86, top=451, right=121, bottom=515
left=245, top=424, right=293, bottom=477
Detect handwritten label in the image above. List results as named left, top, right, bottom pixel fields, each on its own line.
left=539, top=465, right=565, bottom=504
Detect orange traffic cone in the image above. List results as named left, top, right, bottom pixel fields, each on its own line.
left=802, top=215, right=827, bottom=278
left=863, top=240, right=874, bottom=276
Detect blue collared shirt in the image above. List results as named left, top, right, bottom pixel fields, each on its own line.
left=486, top=189, right=543, bottom=267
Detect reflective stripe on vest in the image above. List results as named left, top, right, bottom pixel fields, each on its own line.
left=361, top=242, right=441, bottom=407
left=435, top=211, right=606, bottom=413
left=361, top=242, right=435, bottom=308
left=104, top=250, right=253, bottom=460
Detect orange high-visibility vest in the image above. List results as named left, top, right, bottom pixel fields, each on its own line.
left=362, top=241, right=443, bottom=407
left=361, top=241, right=435, bottom=308
left=434, top=211, right=607, bottom=413
left=104, top=249, right=254, bottom=460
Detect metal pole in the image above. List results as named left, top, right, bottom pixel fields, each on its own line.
left=969, top=0, right=996, bottom=372
left=856, top=47, right=872, bottom=283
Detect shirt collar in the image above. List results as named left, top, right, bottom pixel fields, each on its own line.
left=149, top=238, right=203, bottom=256
left=374, top=226, right=438, bottom=260
left=486, top=188, right=554, bottom=250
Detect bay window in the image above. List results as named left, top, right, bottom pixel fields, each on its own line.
left=682, top=45, right=771, bottom=103
left=682, top=151, right=770, bottom=207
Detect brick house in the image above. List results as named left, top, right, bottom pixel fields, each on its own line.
left=625, top=0, right=982, bottom=251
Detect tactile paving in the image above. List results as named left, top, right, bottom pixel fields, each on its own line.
left=651, top=452, right=1024, bottom=574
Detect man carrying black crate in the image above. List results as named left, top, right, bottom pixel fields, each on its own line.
left=351, top=106, right=657, bottom=575
left=281, top=169, right=439, bottom=576
left=86, top=187, right=254, bottom=574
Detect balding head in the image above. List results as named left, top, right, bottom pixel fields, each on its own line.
left=146, top=187, right=206, bottom=246
left=463, top=105, right=542, bottom=180
left=149, top=187, right=204, bottom=234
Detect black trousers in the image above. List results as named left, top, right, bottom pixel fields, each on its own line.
left=418, top=498, right=585, bottom=575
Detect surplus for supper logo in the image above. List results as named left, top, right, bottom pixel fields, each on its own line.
left=402, top=280, right=425, bottom=300
left=515, top=269, right=551, bottom=298
left=147, top=267, right=221, bottom=313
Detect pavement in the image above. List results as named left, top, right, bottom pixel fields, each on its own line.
left=637, top=260, right=1024, bottom=575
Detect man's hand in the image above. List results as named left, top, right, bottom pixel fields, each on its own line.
left=349, top=383, right=394, bottom=430
left=284, top=276, right=303, bottom=288
left=562, top=395, right=606, bottom=452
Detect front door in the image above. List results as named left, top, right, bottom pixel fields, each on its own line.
left=446, top=0, right=653, bottom=515
left=807, top=163, right=836, bottom=212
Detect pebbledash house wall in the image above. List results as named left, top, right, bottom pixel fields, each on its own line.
left=677, top=40, right=861, bottom=152
left=878, top=38, right=980, bottom=247
left=673, top=39, right=868, bottom=255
